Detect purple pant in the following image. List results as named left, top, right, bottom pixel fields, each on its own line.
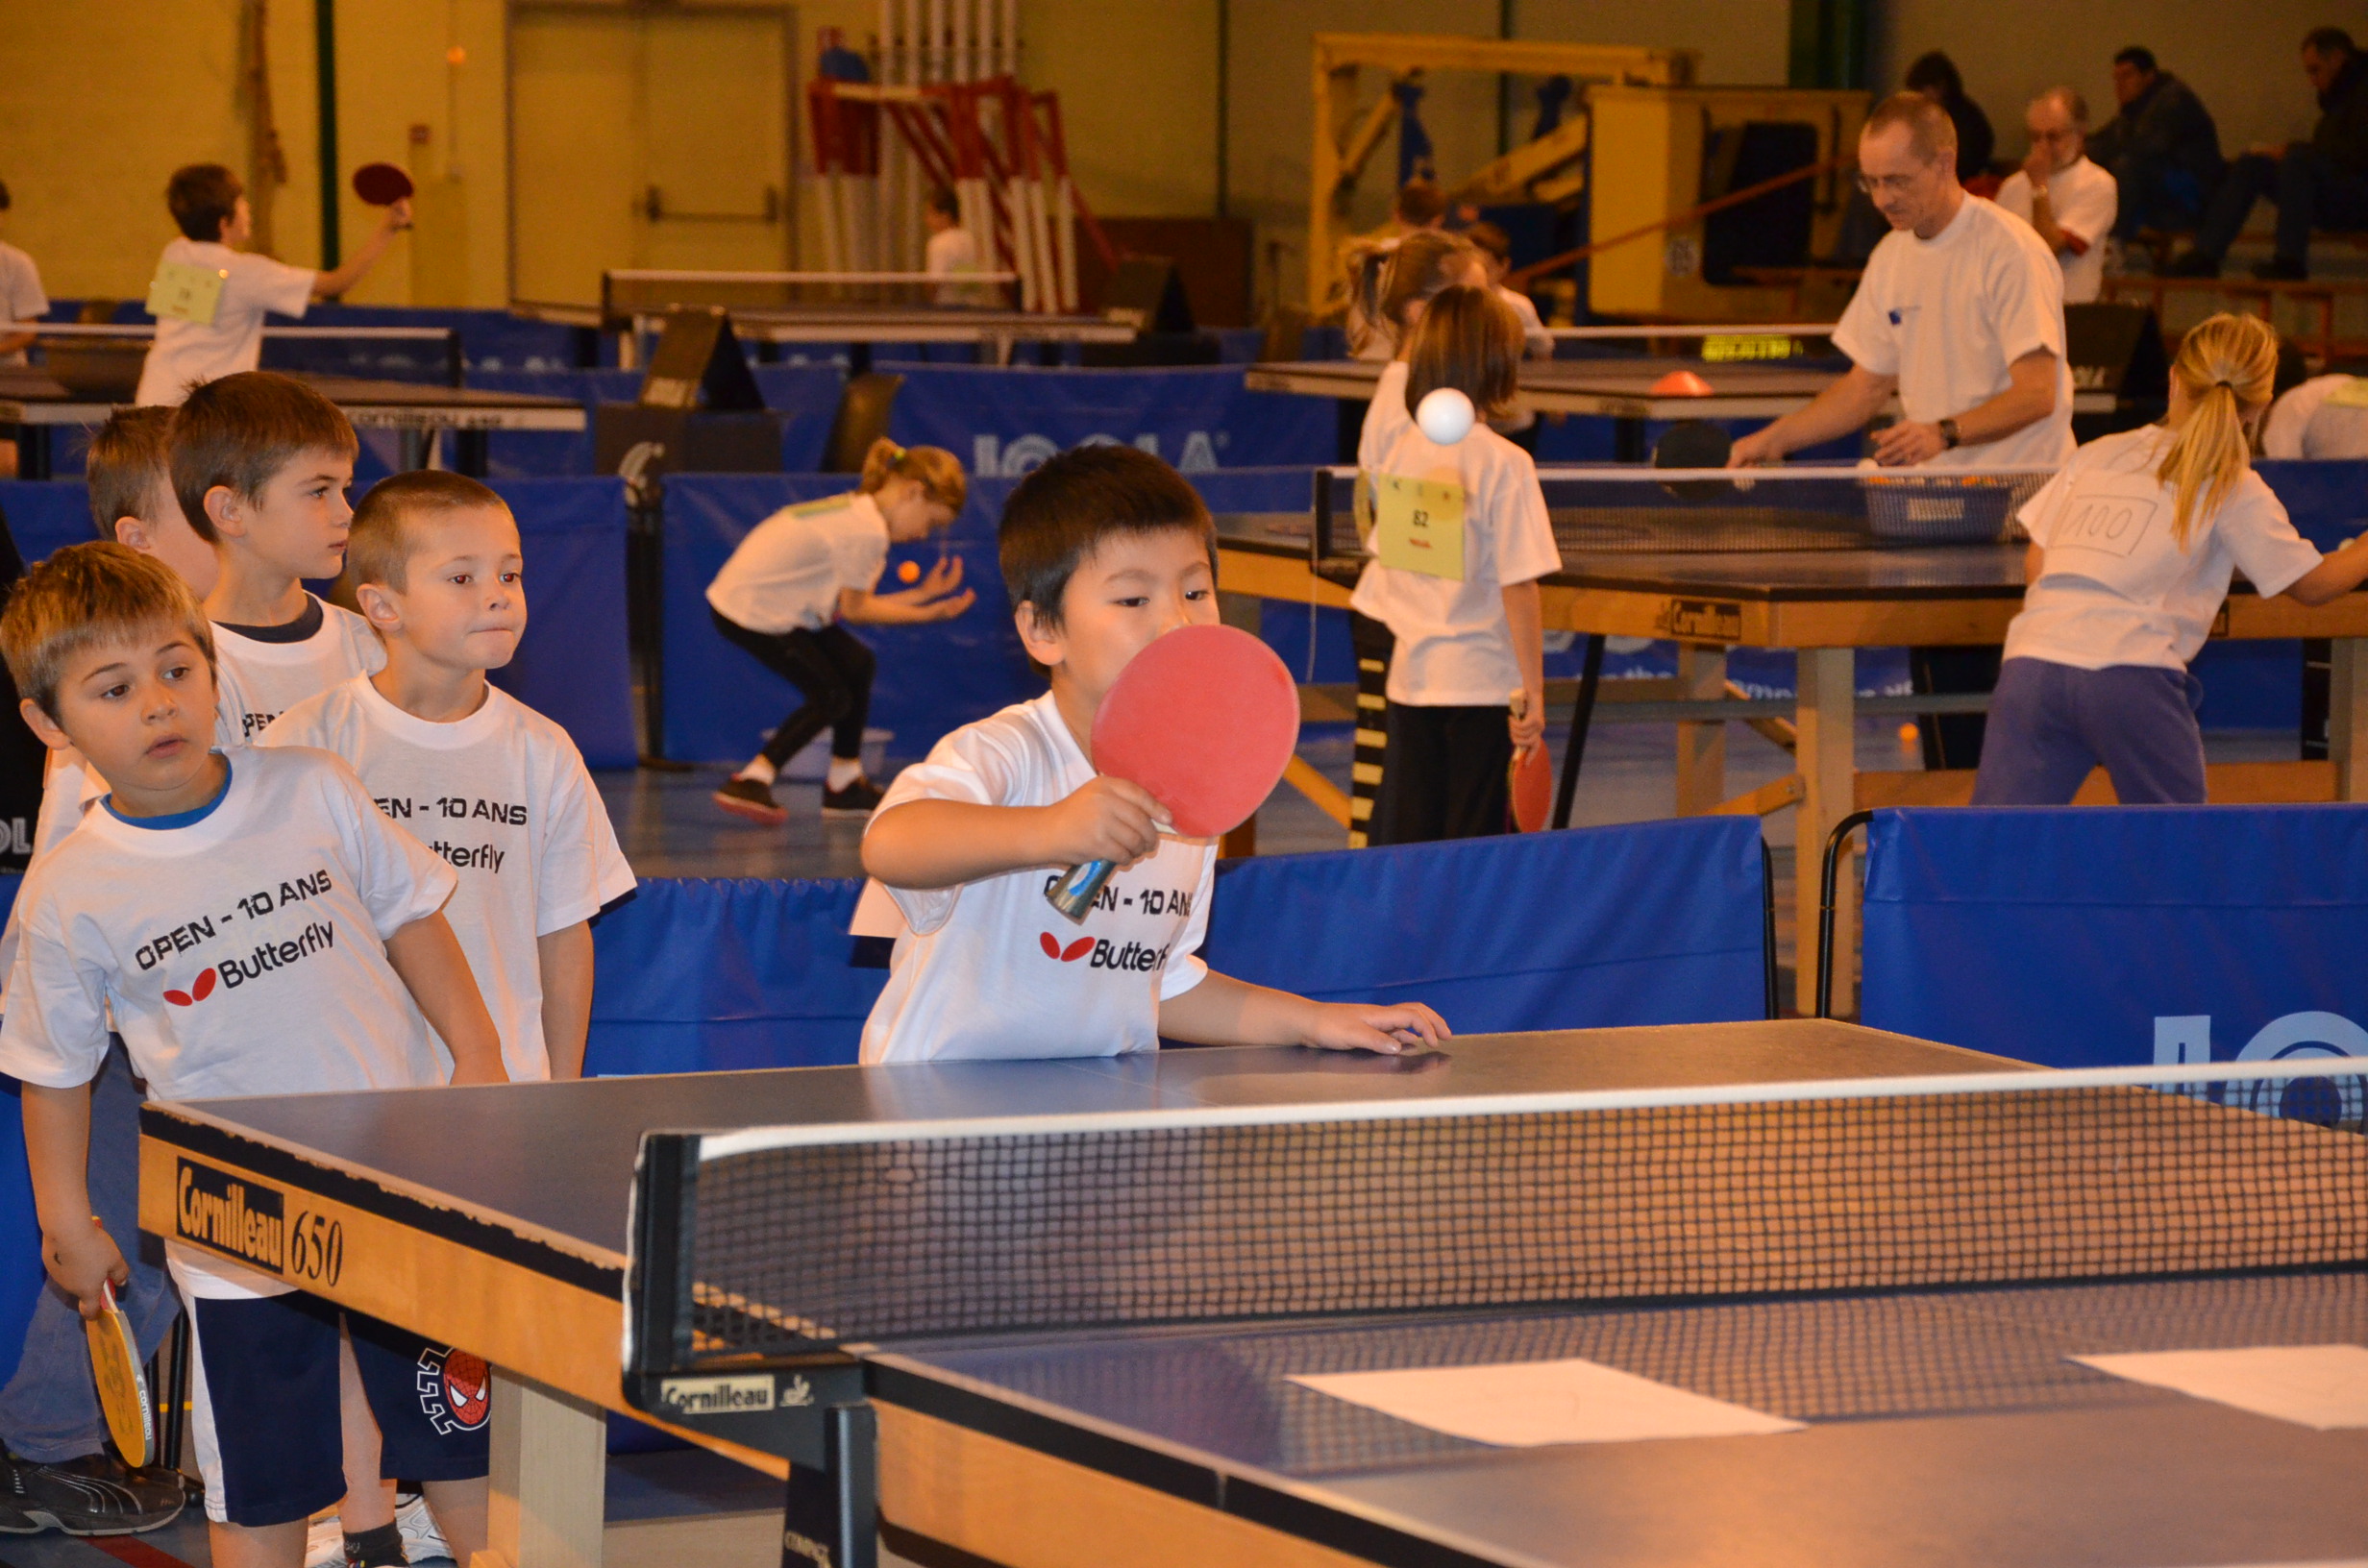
left=1971, top=657, right=2208, bottom=805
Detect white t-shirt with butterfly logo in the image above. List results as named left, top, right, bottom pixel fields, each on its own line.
left=2005, top=426, right=2323, bottom=671
left=855, top=691, right=1213, bottom=1064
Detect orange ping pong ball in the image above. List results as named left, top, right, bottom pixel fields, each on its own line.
left=898, top=561, right=922, bottom=584
left=1649, top=369, right=1715, bottom=397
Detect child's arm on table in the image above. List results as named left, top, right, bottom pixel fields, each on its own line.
left=840, top=558, right=975, bottom=625
left=384, top=913, right=509, bottom=1085
left=22, top=1080, right=123, bottom=1316
left=1160, top=971, right=1450, bottom=1056
left=1502, top=578, right=1545, bottom=750
left=2283, top=533, right=2368, bottom=605
left=536, top=920, right=594, bottom=1080
left=863, top=776, right=1167, bottom=890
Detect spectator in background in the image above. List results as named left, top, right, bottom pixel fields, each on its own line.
left=1389, top=179, right=1448, bottom=237
left=1463, top=222, right=1551, bottom=452
left=1905, top=52, right=1998, bottom=190
left=1996, top=88, right=2119, bottom=303
left=923, top=186, right=994, bottom=307
left=2173, top=27, right=2368, bottom=279
left=2085, top=47, right=2225, bottom=241
left=0, top=180, right=47, bottom=365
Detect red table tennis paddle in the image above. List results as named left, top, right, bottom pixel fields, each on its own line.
left=1047, top=624, right=1300, bottom=922
left=1508, top=692, right=1551, bottom=833
left=352, top=162, right=415, bottom=206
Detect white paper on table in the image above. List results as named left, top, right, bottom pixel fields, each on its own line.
left=2070, top=1344, right=2368, bottom=1430
left=1287, top=1358, right=1804, bottom=1447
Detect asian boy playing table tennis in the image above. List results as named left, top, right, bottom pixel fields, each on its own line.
left=0, top=544, right=506, bottom=1568
left=856, top=444, right=1448, bottom=1063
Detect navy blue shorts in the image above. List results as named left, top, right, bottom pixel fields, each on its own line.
left=187, top=1291, right=490, bottom=1527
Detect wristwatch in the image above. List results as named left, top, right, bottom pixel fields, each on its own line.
left=1938, top=417, right=1962, bottom=450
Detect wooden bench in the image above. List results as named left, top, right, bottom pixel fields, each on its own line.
left=2102, top=272, right=2368, bottom=364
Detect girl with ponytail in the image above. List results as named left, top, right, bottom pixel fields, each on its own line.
left=1335, top=229, right=1488, bottom=841
left=708, top=438, right=974, bottom=822
left=1974, top=313, right=2368, bottom=804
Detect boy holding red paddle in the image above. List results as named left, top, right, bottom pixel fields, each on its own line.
left=856, top=446, right=1447, bottom=1063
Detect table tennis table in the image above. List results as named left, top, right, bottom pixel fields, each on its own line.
left=0, top=368, right=585, bottom=479
left=1242, top=357, right=2120, bottom=462
left=1212, top=474, right=2368, bottom=1011
left=137, top=1022, right=2368, bottom=1568
left=512, top=298, right=1136, bottom=372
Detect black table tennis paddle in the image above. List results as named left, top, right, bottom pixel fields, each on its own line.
left=1654, top=420, right=1736, bottom=501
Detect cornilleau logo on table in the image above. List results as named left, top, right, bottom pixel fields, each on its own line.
left=974, top=430, right=1222, bottom=476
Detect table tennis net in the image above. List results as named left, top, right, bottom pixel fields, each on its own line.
left=1303, top=465, right=2057, bottom=557
left=629, top=1062, right=2368, bottom=1367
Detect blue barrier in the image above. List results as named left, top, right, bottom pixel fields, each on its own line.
left=887, top=364, right=1335, bottom=476
left=0, top=878, right=32, bottom=1394
left=1860, top=805, right=2368, bottom=1067
left=1203, top=818, right=1770, bottom=1031
left=660, top=474, right=1037, bottom=765
left=587, top=878, right=884, bottom=1073
left=0, top=479, right=634, bottom=770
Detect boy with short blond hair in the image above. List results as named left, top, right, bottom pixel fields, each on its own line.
left=0, top=408, right=204, bottom=1535
left=857, top=445, right=1449, bottom=1063
left=0, top=542, right=505, bottom=1568
left=262, top=470, right=635, bottom=1082
left=168, top=371, right=383, bottom=745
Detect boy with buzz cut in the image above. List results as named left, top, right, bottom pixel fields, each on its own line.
left=857, top=444, right=1451, bottom=1063
left=0, top=543, right=507, bottom=1568
left=169, top=371, right=384, bottom=747
left=261, top=470, right=637, bottom=1083
left=0, top=407, right=195, bottom=1537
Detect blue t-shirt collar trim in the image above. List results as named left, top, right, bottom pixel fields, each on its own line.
left=103, top=755, right=233, bottom=830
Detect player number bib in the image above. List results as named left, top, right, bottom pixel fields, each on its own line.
left=1369, top=473, right=1467, bottom=582
left=146, top=261, right=228, bottom=327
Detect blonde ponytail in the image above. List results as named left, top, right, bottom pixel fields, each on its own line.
left=2157, top=313, right=2279, bottom=549
left=1340, top=230, right=1481, bottom=356
left=859, top=438, right=968, bottom=512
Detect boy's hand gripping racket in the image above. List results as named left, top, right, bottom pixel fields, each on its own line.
left=86, top=1278, right=151, bottom=1468
left=1047, top=625, right=1301, bottom=922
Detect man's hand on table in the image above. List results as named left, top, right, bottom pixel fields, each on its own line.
left=1872, top=421, right=1949, bottom=465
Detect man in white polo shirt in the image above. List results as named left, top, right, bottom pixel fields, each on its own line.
left=1732, top=91, right=2073, bottom=471
left=1733, top=90, right=2072, bottom=765
left=1995, top=87, right=2119, bottom=305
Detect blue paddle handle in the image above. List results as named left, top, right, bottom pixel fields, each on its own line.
left=1046, top=858, right=1116, bottom=922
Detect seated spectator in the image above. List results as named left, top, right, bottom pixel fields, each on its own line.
left=1996, top=88, right=2118, bottom=303
left=2086, top=47, right=2225, bottom=240
left=2263, top=373, right=2368, bottom=457
left=2173, top=26, right=2368, bottom=279
left=1906, top=52, right=1998, bottom=189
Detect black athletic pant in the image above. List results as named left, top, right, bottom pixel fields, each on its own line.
left=1369, top=701, right=1511, bottom=845
left=710, top=610, right=876, bottom=769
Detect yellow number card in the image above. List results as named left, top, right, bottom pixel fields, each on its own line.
left=146, top=261, right=227, bottom=327
left=1371, top=473, right=1468, bottom=581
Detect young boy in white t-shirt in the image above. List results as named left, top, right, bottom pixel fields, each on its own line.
left=262, top=471, right=637, bottom=1082
left=0, top=543, right=505, bottom=1568
left=135, top=162, right=410, bottom=407
left=856, top=444, right=1449, bottom=1064
left=0, top=408, right=206, bottom=1535
left=170, top=371, right=385, bottom=746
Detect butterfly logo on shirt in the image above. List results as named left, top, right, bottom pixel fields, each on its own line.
left=162, top=968, right=220, bottom=1007
left=1039, top=933, right=1094, bottom=962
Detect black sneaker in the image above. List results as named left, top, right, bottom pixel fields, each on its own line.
left=0, top=1450, right=185, bottom=1534
left=2164, top=250, right=2222, bottom=278
left=711, top=774, right=787, bottom=825
left=2251, top=255, right=2309, bottom=281
left=820, top=775, right=886, bottom=818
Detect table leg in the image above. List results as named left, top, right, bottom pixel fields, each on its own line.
left=474, top=1369, right=605, bottom=1568
left=1674, top=645, right=1728, bottom=816
left=456, top=429, right=491, bottom=477
left=2330, top=638, right=2368, bottom=801
left=1795, top=648, right=1857, bottom=1015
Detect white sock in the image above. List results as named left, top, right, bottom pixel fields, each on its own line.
left=826, top=756, right=864, bottom=791
left=737, top=756, right=777, bottom=786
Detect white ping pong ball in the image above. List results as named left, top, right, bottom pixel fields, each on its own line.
left=1417, top=387, right=1476, bottom=446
